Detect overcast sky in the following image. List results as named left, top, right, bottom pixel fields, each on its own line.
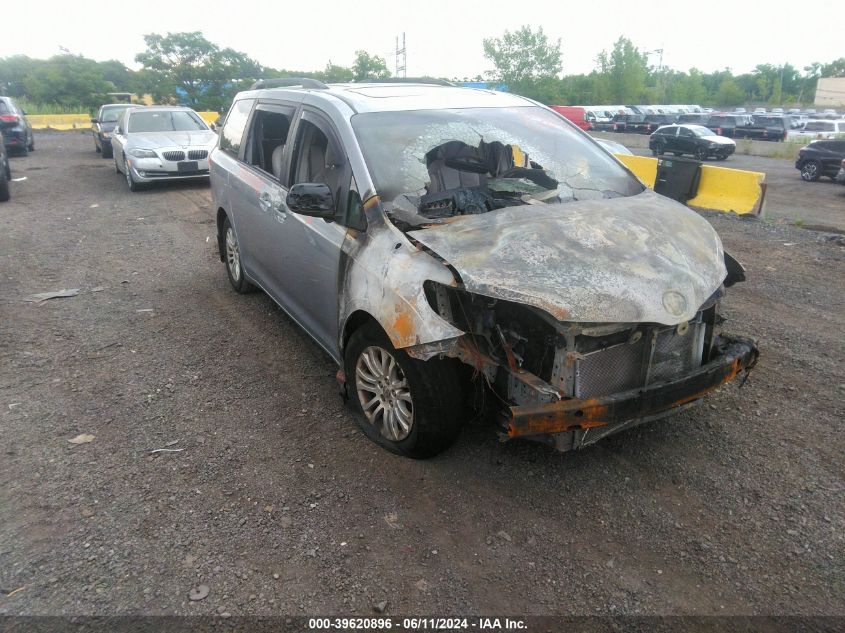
left=1, top=0, right=840, bottom=78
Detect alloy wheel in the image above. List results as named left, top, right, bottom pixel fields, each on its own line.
left=801, top=162, right=819, bottom=181
left=225, top=227, right=241, bottom=282
left=355, top=346, right=414, bottom=441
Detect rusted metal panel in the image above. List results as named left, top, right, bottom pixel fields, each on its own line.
left=506, top=335, right=758, bottom=438
left=409, top=190, right=727, bottom=326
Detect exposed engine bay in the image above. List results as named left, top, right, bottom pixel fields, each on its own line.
left=386, top=139, right=570, bottom=229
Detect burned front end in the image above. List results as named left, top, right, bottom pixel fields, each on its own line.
left=415, top=282, right=757, bottom=451
left=349, top=109, right=759, bottom=451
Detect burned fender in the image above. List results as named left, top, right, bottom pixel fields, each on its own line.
left=338, top=198, right=464, bottom=352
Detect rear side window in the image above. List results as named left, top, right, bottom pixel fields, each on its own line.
left=220, top=99, right=254, bottom=157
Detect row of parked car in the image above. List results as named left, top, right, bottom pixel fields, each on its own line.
left=610, top=112, right=845, bottom=142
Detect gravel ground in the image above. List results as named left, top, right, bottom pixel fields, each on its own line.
left=1, top=132, right=843, bottom=618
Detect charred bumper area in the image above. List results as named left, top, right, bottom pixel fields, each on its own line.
left=506, top=334, right=758, bottom=442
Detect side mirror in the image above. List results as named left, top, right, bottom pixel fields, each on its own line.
left=287, top=183, right=335, bottom=221
left=91, top=118, right=98, bottom=124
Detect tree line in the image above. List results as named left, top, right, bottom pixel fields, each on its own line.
left=482, top=27, right=845, bottom=107
left=0, top=28, right=842, bottom=113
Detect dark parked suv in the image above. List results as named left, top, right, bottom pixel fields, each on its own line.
left=705, top=114, right=748, bottom=138
left=0, top=96, right=34, bottom=155
left=91, top=103, right=137, bottom=158
left=649, top=124, right=736, bottom=160
left=747, top=115, right=791, bottom=141
left=0, top=131, right=11, bottom=202
left=795, top=140, right=845, bottom=181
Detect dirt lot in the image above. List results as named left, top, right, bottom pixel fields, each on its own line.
left=630, top=146, right=845, bottom=233
left=1, top=132, right=843, bottom=618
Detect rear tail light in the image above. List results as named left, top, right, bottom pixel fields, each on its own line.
left=0, top=114, right=20, bottom=124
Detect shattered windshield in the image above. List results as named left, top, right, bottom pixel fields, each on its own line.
left=351, top=106, right=644, bottom=227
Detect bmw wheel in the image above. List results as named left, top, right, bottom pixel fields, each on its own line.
left=124, top=158, right=142, bottom=192
left=695, top=146, right=708, bottom=161
left=344, top=322, right=463, bottom=458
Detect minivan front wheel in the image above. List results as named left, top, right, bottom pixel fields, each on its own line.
left=344, top=323, right=463, bottom=458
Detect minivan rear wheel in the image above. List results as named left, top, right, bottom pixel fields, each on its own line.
left=344, top=323, right=463, bottom=459
left=222, top=216, right=253, bottom=293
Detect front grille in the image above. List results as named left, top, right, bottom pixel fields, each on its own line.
left=162, top=151, right=185, bottom=161
left=649, top=323, right=705, bottom=384
left=188, top=149, right=208, bottom=160
left=575, top=339, right=645, bottom=397
left=573, top=321, right=705, bottom=398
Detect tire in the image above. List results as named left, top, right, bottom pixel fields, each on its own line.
left=344, top=322, right=464, bottom=459
left=221, top=216, right=253, bottom=293
left=800, top=160, right=822, bottom=182
left=0, top=170, right=9, bottom=202
left=652, top=140, right=665, bottom=156
left=124, top=157, right=143, bottom=192
left=95, top=143, right=101, bottom=153
left=695, top=146, right=708, bottom=161
left=27, top=135, right=34, bottom=152
left=102, top=145, right=113, bottom=159
left=114, top=154, right=121, bottom=173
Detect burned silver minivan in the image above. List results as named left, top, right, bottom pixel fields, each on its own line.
left=210, top=80, right=758, bottom=458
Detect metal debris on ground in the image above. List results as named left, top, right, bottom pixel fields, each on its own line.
left=68, top=434, right=95, bottom=445
left=25, top=289, right=80, bottom=303
left=188, top=584, right=209, bottom=601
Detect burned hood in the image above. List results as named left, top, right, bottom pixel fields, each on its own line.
left=409, top=190, right=726, bottom=325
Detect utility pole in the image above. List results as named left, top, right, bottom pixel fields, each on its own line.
left=395, top=33, right=407, bottom=78
left=645, top=48, right=665, bottom=101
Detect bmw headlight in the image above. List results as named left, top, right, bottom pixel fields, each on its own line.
left=708, top=142, right=718, bottom=148
left=128, top=148, right=157, bottom=158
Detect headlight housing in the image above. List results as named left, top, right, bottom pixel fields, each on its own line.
left=128, top=148, right=157, bottom=158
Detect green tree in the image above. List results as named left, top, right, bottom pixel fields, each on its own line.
left=715, top=77, right=745, bottom=106
left=482, top=25, right=562, bottom=86
left=351, top=51, right=390, bottom=80
left=605, top=37, right=649, bottom=103
left=319, top=62, right=354, bottom=83
left=135, top=31, right=261, bottom=110
left=22, top=54, right=114, bottom=109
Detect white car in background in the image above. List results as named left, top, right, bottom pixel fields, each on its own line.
left=788, top=119, right=845, bottom=141
left=110, top=106, right=218, bottom=192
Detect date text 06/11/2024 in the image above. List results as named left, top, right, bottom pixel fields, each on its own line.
left=307, top=617, right=527, bottom=630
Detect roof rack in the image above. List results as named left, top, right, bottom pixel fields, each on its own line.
left=250, top=78, right=328, bottom=90
left=354, top=77, right=453, bottom=86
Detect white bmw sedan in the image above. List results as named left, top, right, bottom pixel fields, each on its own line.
left=111, top=106, right=217, bottom=191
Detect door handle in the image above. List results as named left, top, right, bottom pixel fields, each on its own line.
left=258, top=191, right=273, bottom=211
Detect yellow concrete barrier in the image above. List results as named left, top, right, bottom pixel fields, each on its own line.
left=690, top=165, right=766, bottom=215
left=615, top=154, right=766, bottom=215
left=197, top=111, right=220, bottom=125
left=29, top=110, right=221, bottom=130
left=615, top=154, right=658, bottom=188
left=28, top=114, right=92, bottom=130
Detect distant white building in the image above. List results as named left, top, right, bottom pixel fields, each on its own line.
left=815, top=78, right=845, bottom=107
